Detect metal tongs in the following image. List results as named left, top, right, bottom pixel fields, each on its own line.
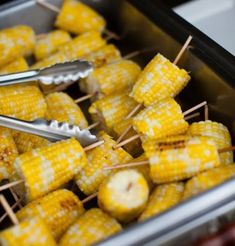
left=0, top=60, right=93, bottom=86
left=0, top=115, right=97, bottom=147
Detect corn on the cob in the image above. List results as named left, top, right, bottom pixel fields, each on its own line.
left=98, top=169, right=149, bottom=223
left=75, top=131, right=133, bottom=195
left=0, top=84, right=47, bottom=121
left=139, top=182, right=184, bottom=221
left=183, top=165, right=235, bottom=199
left=188, top=120, right=233, bottom=165
left=89, top=92, right=138, bottom=134
left=0, top=57, right=28, bottom=75
left=0, top=128, right=18, bottom=182
left=130, top=53, right=190, bottom=106
left=16, top=189, right=85, bottom=240
left=35, top=30, right=71, bottom=60
left=59, top=208, right=121, bottom=246
left=45, top=92, right=88, bottom=129
left=12, top=138, right=88, bottom=202
left=133, top=98, right=189, bottom=139
left=0, top=217, right=57, bottom=246
left=85, top=60, right=141, bottom=98
left=55, top=0, right=106, bottom=35
left=143, top=135, right=220, bottom=184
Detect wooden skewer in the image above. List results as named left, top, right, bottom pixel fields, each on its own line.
left=116, top=124, right=133, bottom=145
left=81, top=192, right=98, bottom=204
left=85, top=122, right=100, bottom=131
left=0, top=180, right=24, bottom=192
left=0, top=195, right=19, bottom=225
left=183, top=101, right=207, bottom=116
left=74, top=94, right=94, bottom=104
left=204, top=104, right=209, bottom=121
left=83, top=140, right=105, bottom=152
left=10, top=188, right=22, bottom=209
left=218, top=146, right=235, bottom=154
left=184, top=112, right=200, bottom=121
left=125, top=103, right=143, bottom=120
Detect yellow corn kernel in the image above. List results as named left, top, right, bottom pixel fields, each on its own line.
left=85, top=60, right=141, bottom=98
left=0, top=57, right=28, bottom=75
left=0, top=217, right=57, bottom=246
left=59, top=208, right=121, bottom=246
left=143, top=136, right=220, bottom=184
left=75, top=131, right=133, bottom=195
left=55, top=0, right=106, bottom=34
left=183, top=165, right=235, bottom=199
left=12, top=138, right=88, bottom=202
left=35, top=30, right=72, bottom=61
left=0, top=128, right=18, bottom=182
left=133, top=98, right=188, bottom=139
left=16, top=189, right=85, bottom=240
left=98, top=169, right=149, bottom=223
left=188, top=120, right=233, bottom=165
left=89, top=92, right=138, bottom=134
left=0, top=84, right=47, bottom=121
left=45, top=92, right=88, bottom=129
left=113, top=118, right=142, bottom=157
left=13, top=131, right=49, bottom=154
left=139, top=182, right=184, bottom=221
left=130, top=53, right=190, bottom=106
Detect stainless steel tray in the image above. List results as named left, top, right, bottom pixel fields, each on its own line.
left=1, top=0, right=235, bottom=245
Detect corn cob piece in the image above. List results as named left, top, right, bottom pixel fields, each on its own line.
left=183, top=165, right=235, bottom=199
left=98, top=169, right=149, bottom=223
left=133, top=98, right=189, bottom=140
left=89, top=92, right=138, bottom=134
left=59, top=208, right=121, bottom=246
left=0, top=128, right=18, bottom=182
left=0, top=217, right=57, bottom=246
left=188, top=120, right=233, bottom=165
left=13, top=131, right=49, bottom=154
left=16, top=189, right=85, bottom=240
left=35, top=30, right=72, bottom=60
left=0, top=84, right=47, bottom=121
left=139, top=182, right=184, bottom=221
left=0, top=57, right=28, bottom=75
left=130, top=53, right=190, bottom=106
left=75, top=131, right=133, bottom=195
left=12, top=138, right=88, bottom=202
left=85, top=60, right=141, bottom=98
left=55, top=0, right=106, bottom=35
left=143, top=135, right=220, bottom=184
left=46, top=92, right=88, bottom=129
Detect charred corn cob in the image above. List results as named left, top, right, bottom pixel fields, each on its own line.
left=12, top=138, right=88, bottom=202
left=98, top=169, right=149, bottom=223
left=55, top=0, right=106, bottom=34
left=16, top=189, right=85, bottom=240
left=183, top=165, right=235, bottom=199
left=59, top=208, right=121, bottom=246
left=0, top=217, right=57, bottom=246
left=133, top=98, right=189, bottom=139
left=188, top=120, right=233, bottom=165
left=143, top=135, right=220, bottom=184
left=89, top=92, right=138, bottom=134
left=130, top=53, right=190, bottom=106
left=0, top=85, right=47, bottom=121
left=35, top=30, right=71, bottom=60
left=46, top=92, right=88, bottom=129
left=0, top=128, right=18, bottom=182
left=0, top=57, right=28, bottom=75
left=75, top=131, right=133, bottom=195
left=85, top=60, right=141, bottom=98
left=139, top=182, right=184, bottom=221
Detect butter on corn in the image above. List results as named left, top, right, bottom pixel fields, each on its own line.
left=98, top=169, right=149, bottom=223
left=46, top=92, right=88, bottom=129
left=55, top=0, right=106, bottom=34
left=130, top=53, right=190, bottom=106
left=133, top=98, right=188, bottom=139
left=139, top=182, right=184, bottom=221
left=188, top=120, right=233, bottom=165
left=75, top=131, right=133, bottom=195
left=59, top=208, right=121, bottom=246
left=35, top=30, right=71, bottom=60
left=0, top=57, right=28, bottom=75
left=16, top=189, right=85, bottom=240
left=12, top=138, right=88, bottom=202
left=183, top=165, right=235, bottom=199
